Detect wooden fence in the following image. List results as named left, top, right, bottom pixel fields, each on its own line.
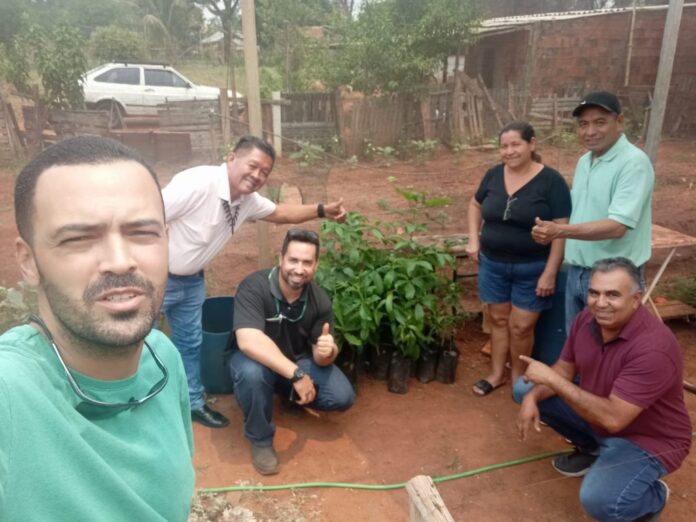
left=281, top=92, right=338, bottom=150
left=339, top=94, right=423, bottom=157
left=0, top=92, right=25, bottom=162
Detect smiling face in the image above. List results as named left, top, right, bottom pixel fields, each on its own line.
left=587, top=269, right=641, bottom=337
left=279, top=241, right=319, bottom=292
left=226, top=147, right=274, bottom=198
left=576, top=106, right=624, bottom=157
left=16, top=160, right=169, bottom=351
left=499, top=130, right=536, bottom=170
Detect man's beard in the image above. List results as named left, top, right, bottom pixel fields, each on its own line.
left=40, top=271, right=162, bottom=353
left=280, top=268, right=309, bottom=291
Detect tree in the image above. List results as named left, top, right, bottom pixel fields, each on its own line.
left=194, top=0, right=240, bottom=65
left=0, top=0, right=30, bottom=46
left=90, top=26, right=148, bottom=63
left=256, top=0, right=342, bottom=91
left=10, top=20, right=88, bottom=109
left=137, top=0, right=205, bottom=61
left=325, top=0, right=482, bottom=95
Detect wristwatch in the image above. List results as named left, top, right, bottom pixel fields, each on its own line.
left=290, top=367, right=306, bottom=383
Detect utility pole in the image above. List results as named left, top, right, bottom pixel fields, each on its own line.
left=240, top=0, right=271, bottom=267
left=644, top=0, right=684, bottom=164
left=240, top=0, right=262, bottom=135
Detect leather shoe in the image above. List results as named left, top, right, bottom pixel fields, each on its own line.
left=191, top=405, right=229, bottom=429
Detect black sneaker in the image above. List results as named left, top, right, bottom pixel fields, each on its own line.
left=552, top=449, right=598, bottom=477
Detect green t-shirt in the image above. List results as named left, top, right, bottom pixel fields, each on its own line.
left=565, top=134, right=654, bottom=267
left=0, top=326, right=195, bottom=522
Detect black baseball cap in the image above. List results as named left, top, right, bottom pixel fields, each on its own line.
left=572, top=91, right=621, bottom=117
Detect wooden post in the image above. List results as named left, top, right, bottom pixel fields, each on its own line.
left=406, top=475, right=455, bottom=522
left=624, top=0, right=638, bottom=87
left=241, top=0, right=271, bottom=268
left=451, top=72, right=464, bottom=143
left=421, top=96, right=434, bottom=141
left=508, top=81, right=517, bottom=120
left=272, top=91, right=283, bottom=157
left=551, top=93, right=558, bottom=134
left=28, top=85, right=47, bottom=156
left=523, top=25, right=540, bottom=118
left=476, top=96, right=484, bottom=142
left=645, top=0, right=684, bottom=164
left=241, top=0, right=262, bottom=136
left=219, top=87, right=230, bottom=148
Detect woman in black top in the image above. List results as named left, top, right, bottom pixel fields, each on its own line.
left=467, top=121, right=571, bottom=397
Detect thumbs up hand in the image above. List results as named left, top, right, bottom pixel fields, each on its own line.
left=314, top=322, right=337, bottom=362
left=531, top=217, right=559, bottom=245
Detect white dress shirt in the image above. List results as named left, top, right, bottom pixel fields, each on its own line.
left=162, top=163, right=276, bottom=275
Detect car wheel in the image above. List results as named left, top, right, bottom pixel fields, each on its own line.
left=95, top=100, right=125, bottom=128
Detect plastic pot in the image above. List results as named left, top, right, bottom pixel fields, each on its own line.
left=387, top=351, right=411, bottom=394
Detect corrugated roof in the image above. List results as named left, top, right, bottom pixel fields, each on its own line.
left=476, top=3, right=696, bottom=35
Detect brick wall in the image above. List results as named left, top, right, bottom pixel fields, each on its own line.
left=466, top=6, right=696, bottom=132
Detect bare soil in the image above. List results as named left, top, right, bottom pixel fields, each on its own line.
left=1, top=140, right=695, bottom=521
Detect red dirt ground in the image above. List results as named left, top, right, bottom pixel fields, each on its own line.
left=1, top=140, right=695, bottom=521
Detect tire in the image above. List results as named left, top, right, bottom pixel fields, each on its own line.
left=95, top=100, right=125, bottom=128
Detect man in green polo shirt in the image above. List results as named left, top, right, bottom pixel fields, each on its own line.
left=531, top=91, right=654, bottom=332
left=1, top=136, right=194, bottom=521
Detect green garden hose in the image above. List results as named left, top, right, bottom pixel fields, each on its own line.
left=198, top=448, right=573, bottom=493
left=199, top=431, right=696, bottom=494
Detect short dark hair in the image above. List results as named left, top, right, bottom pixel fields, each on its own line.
left=591, top=257, right=642, bottom=292
left=14, top=135, right=161, bottom=243
left=499, top=120, right=542, bottom=163
left=233, top=135, right=276, bottom=165
left=281, top=229, right=320, bottom=260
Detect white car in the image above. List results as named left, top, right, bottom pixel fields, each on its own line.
left=82, top=63, right=242, bottom=116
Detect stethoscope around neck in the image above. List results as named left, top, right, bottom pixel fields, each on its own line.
left=265, top=266, right=307, bottom=324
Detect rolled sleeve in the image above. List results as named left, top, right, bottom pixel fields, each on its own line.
left=607, top=157, right=655, bottom=229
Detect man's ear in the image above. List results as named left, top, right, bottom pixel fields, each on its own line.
left=226, top=151, right=236, bottom=163
left=15, top=237, right=39, bottom=286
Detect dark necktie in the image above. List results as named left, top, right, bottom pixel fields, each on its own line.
left=221, top=199, right=241, bottom=234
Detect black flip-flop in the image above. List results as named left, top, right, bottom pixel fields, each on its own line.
left=472, top=379, right=505, bottom=397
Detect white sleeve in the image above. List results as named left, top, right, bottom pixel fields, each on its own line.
left=243, top=193, right=277, bottom=222
left=161, top=171, right=208, bottom=224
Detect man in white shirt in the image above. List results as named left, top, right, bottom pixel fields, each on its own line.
left=162, top=135, right=346, bottom=428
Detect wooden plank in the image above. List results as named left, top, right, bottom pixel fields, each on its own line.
left=651, top=300, right=696, bottom=321
left=477, top=75, right=503, bottom=128
left=49, top=110, right=110, bottom=127
left=528, top=112, right=575, bottom=125
left=406, top=475, right=455, bottom=522
left=507, top=82, right=516, bottom=120
left=651, top=224, right=696, bottom=250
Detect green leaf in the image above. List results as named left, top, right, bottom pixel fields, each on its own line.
left=344, top=333, right=361, bottom=346
left=414, top=303, right=424, bottom=322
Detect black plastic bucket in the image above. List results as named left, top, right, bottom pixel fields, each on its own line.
left=200, top=296, right=236, bottom=394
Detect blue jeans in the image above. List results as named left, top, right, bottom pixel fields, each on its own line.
left=230, top=350, right=355, bottom=446
left=514, top=380, right=668, bottom=521
left=160, top=274, right=206, bottom=410
left=565, top=264, right=646, bottom=334
left=565, top=264, right=593, bottom=334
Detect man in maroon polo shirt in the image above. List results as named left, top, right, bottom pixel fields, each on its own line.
left=517, top=257, right=691, bottom=521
